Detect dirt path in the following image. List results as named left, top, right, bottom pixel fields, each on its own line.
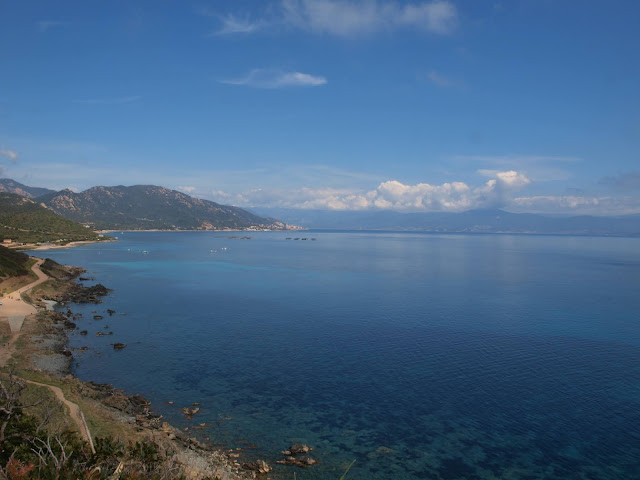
left=0, top=258, right=50, bottom=367
left=0, top=258, right=48, bottom=326
left=25, top=379, right=95, bottom=452
left=0, top=259, right=50, bottom=367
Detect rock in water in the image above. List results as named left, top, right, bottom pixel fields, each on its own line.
left=282, top=444, right=313, bottom=455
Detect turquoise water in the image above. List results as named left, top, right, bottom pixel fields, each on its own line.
left=43, top=231, right=640, bottom=479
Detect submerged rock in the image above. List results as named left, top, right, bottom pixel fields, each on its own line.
left=182, top=406, right=200, bottom=417
left=282, top=444, right=313, bottom=455
left=277, top=455, right=318, bottom=467
left=279, top=444, right=318, bottom=467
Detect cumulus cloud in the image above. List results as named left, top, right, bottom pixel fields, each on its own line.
left=460, top=154, right=580, bottom=182
left=281, top=0, right=457, bottom=36
left=221, top=69, right=327, bottom=88
left=0, top=149, right=19, bottom=163
left=205, top=170, right=530, bottom=212
left=177, top=186, right=197, bottom=194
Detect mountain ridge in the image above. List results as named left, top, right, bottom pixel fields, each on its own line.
left=0, top=178, right=57, bottom=199
left=38, top=184, right=295, bottom=231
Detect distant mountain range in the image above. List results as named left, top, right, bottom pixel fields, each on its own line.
left=0, top=192, right=102, bottom=244
left=3, top=178, right=639, bottom=235
left=38, top=185, right=292, bottom=231
left=0, top=178, right=56, bottom=199
left=249, top=207, right=640, bottom=236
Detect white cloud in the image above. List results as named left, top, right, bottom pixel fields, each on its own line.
left=281, top=0, right=457, bottom=36
left=0, top=149, right=19, bottom=163
left=205, top=1, right=457, bottom=37
left=204, top=170, right=531, bottom=212
left=177, top=185, right=197, bottom=194
left=460, top=154, right=580, bottom=182
left=213, top=14, right=263, bottom=35
left=397, top=1, right=458, bottom=34
left=221, top=69, right=327, bottom=88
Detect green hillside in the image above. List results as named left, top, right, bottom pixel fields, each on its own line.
left=0, top=193, right=102, bottom=244
left=0, top=244, right=30, bottom=279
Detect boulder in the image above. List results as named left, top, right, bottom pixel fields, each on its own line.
left=243, top=460, right=272, bottom=474
left=282, top=444, right=313, bottom=455
left=182, top=406, right=200, bottom=417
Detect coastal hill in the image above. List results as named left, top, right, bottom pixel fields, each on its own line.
left=0, top=178, right=56, bottom=199
left=38, top=185, right=293, bottom=231
left=250, top=207, right=640, bottom=236
left=0, top=193, right=102, bottom=244
left=0, top=244, right=30, bottom=279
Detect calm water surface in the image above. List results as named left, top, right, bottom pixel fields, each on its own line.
left=43, top=231, right=640, bottom=479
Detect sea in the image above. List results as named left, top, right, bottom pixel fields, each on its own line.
left=42, top=231, right=640, bottom=480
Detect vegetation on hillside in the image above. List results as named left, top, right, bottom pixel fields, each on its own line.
left=0, top=246, right=29, bottom=279
left=0, top=193, right=102, bottom=245
left=0, top=372, right=193, bottom=479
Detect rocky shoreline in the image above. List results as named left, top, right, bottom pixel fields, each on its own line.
left=18, top=259, right=279, bottom=479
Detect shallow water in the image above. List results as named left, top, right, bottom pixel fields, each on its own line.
left=44, top=231, right=640, bottom=479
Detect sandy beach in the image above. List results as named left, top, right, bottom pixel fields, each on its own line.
left=27, top=239, right=109, bottom=251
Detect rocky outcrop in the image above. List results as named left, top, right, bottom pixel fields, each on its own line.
left=278, top=444, right=318, bottom=467
left=243, top=459, right=272, bottom=474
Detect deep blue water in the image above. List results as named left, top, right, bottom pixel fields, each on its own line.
left=43, top=231, right=640, bottom=479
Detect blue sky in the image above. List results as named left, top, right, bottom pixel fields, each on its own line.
left=1, top=0, right=639, bottom=214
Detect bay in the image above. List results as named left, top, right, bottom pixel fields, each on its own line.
left=43, top=231, right=640, bottom=479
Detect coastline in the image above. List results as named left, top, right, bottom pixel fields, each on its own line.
left=0, top=254, right=270, bottom=479
left=97, top=227, right=306, bottom=233
left=26, top=239, right=112, bottom=251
